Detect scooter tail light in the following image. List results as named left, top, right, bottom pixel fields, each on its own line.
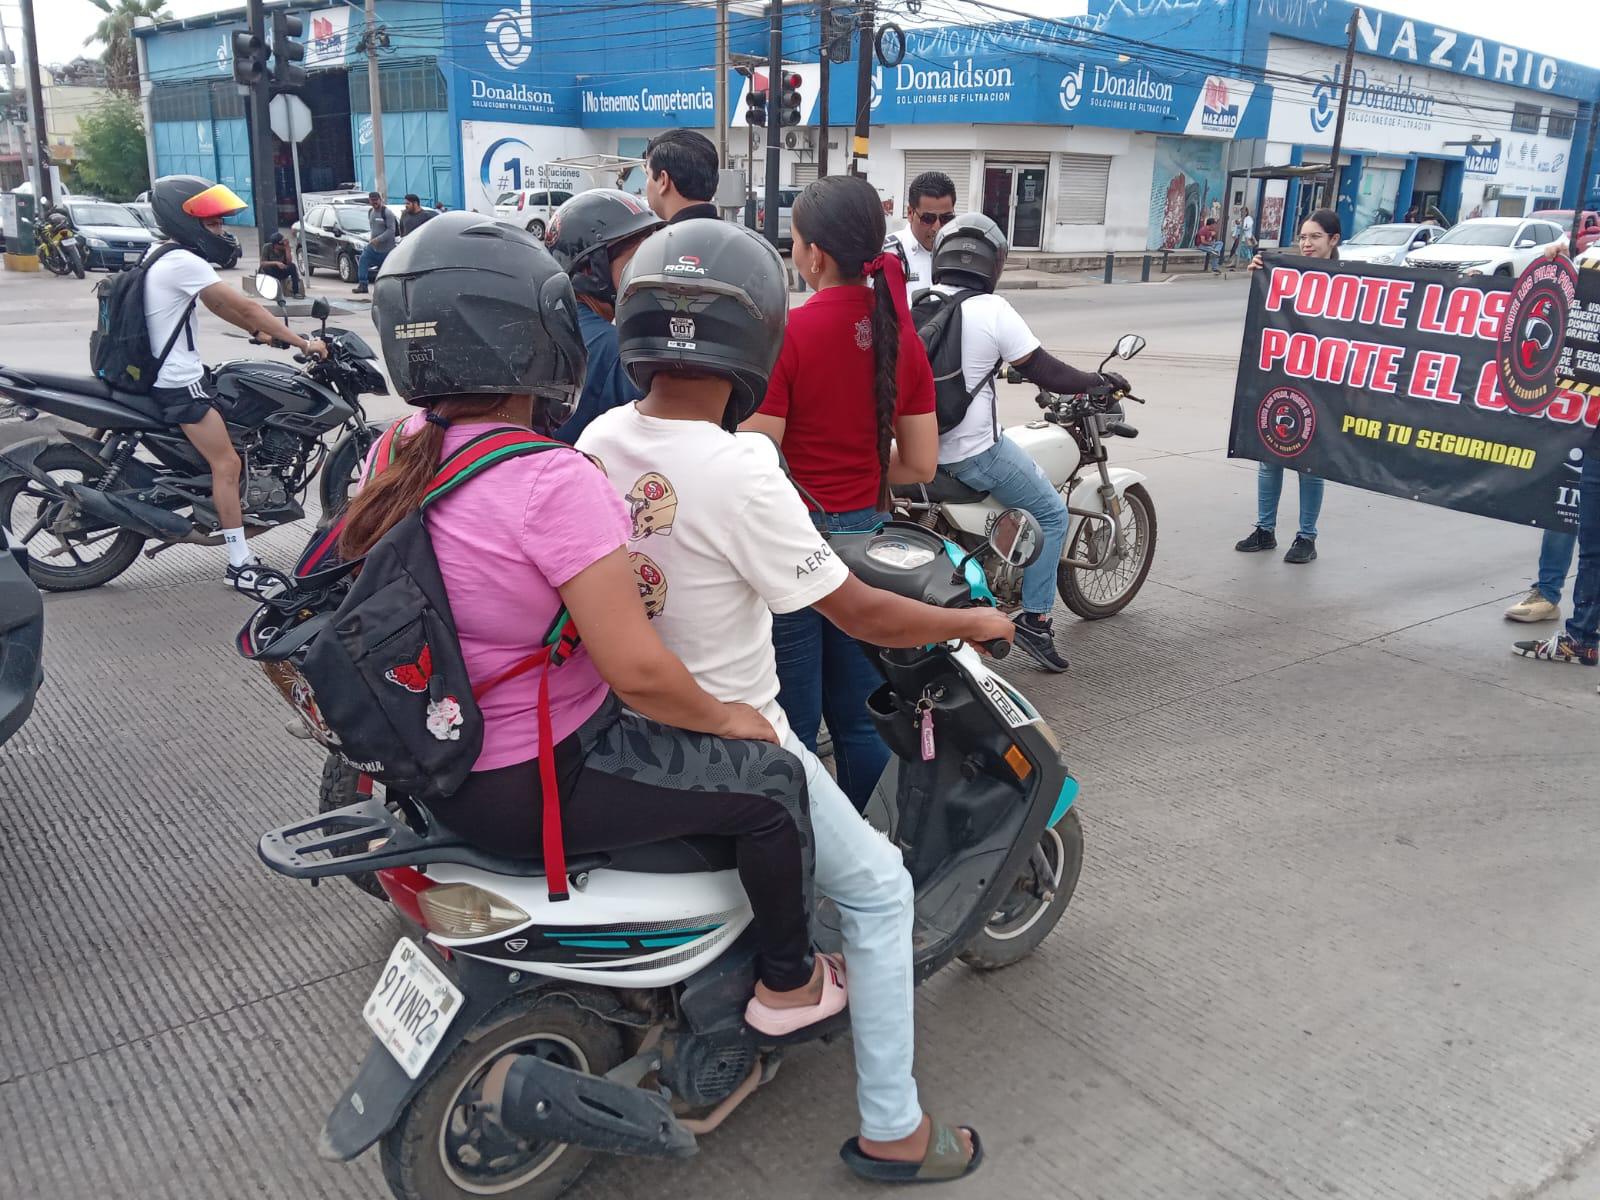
left=416, top=882, right=530, bottom=939
left=377, top=866, right=435, bottom=927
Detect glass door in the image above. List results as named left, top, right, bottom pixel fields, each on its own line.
left=982, top=166, right=1014, bottom=240
left=982, top=163, right=1047, bottom=251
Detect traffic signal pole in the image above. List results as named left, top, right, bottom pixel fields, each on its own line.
left=764, top=0, right=782, bottom=246
left=244, top=0, right=276, bottom=254
left=18, top=0, right=49, bottom=204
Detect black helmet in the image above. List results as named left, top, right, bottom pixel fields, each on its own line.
left=932, top=213, right=1009, bottom=293
left=372, top=211, right=587, bottom=427
left=150, top=175, right=247, bottom=267
left=545, top=189, right=664, bottom=306
left=616, top=221, right=787, bottom=430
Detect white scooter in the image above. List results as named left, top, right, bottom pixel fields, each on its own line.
left=894, top=333, right=1156, bottom=620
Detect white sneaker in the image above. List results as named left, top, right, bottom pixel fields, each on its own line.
left=1504, top=589, right=1560, bottom=623
left=226, top=557, right=288, bottom=598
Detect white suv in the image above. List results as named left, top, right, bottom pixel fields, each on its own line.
left=1404, top=216, right=1568, bottom=276
left=491, top=188, right=576, bottom=239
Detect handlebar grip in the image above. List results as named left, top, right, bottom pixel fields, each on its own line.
left=292, top=353, right=309, bottom=364
left=983, top=639, right=1012, bottom=660
left=1106, top=421, right=1139, bottom=439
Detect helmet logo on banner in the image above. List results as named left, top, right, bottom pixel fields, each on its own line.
left=1496, top=258, right=1577, bottom=415
left=485, top=0, right=534, bottom=71
left=1257, top=386, right=1317, bottom=458
left=1059, top=64, right=1085, bottom=111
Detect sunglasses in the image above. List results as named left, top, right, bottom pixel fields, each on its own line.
left=915, top=211, right=958, bottom=227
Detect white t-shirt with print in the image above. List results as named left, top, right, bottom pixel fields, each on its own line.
left=933, top=287, right=1042, bottom=466
left=889, top=226, right=935, bottom=304
left=144, top=246, right=219, bottom=389
left=577, top=404, right=849, bottom=743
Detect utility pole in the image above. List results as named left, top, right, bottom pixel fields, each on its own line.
left=1572, top=102, right=1598, bottom=254
left=817, top=0, right=831, bottom=178
left=1325, top=6, right=1360, bottom=212
left=364, top=0, right=387, bottom=196
left=715, top=0, right=728, bottom=167
left=849, top=0, right=873, bottom=176
left=18, top=0, right=49, bottom=204
left=764, top=0, right=781, bottom=245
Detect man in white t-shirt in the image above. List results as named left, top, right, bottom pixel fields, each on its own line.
left=143, top=176, right=326, bottom=586
left=885, top=170, right=956, bottom=303
left=580, top=218, right=1009, bottom=1182
left=927, top=214, right=1129, bottom=672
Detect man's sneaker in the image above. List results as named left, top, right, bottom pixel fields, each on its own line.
left=1511, top=632, right=1599, bottom=666
left=1504, top=589, right=1561, bottom=623
left=226, top=557, right=287, bottom=598
left=1013, top=614, right=1070, bottom=673
left=1235, top=527, right=1277, bottom=553
left=1283, top=535, right=1318, bottom=564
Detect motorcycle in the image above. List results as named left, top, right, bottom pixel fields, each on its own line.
left=256, top=513, right=1082, bottom=1200
left=894, top=333, right=1156, bottom=620
left=35, top=207, right=86, bottom=279
left=0, top=285, right=388, bottom=592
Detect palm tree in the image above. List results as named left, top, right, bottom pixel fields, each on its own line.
left=86, top=0, right=172, bottom=94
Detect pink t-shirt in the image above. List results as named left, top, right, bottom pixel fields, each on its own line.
left=366, top=414, right=630, bottom=771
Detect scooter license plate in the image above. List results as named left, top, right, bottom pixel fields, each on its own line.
left=362, top=937, right=464, bottom=1079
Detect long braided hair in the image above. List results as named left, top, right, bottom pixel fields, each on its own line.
left=790, top=175, right=898, bottom=510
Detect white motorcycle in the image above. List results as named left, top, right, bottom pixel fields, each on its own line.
left=894, top=333, right=1156, bottom=620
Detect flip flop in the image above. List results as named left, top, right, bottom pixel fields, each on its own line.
left=839, top=1120, right=984, bottom=1185
left=744, top=952, right=847, bottom=1039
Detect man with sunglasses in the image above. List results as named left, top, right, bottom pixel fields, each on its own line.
left=886, top=171, right=957, bottom=301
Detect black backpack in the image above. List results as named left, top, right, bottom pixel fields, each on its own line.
left=910, top=286, right=1005, bottom=435
left=237, top=422, right=583, bottom=899
left=90, top=243, right=199, bottom=394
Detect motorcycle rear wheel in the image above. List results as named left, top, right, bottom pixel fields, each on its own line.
left=40, top=246, right=66, bottom=276
left=0, top=444, right=145, bottom=591
left=379, top=999, right=623, bottom=1200
left=1057, top=482, right=1157, bottom=619
left=958, top=808, right=1082, bottom=970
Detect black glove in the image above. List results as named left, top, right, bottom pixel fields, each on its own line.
left=1097, top=371, right=1131, bottom=395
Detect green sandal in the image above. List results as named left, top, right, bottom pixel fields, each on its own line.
left=839, top=1120, right=984, bottom=1184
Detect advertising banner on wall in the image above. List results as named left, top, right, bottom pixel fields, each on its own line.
left=1229, top=257, right=1597, bottom=532
left=579, top=68, right=720, bottom=129
left=303, top=8, right=352, bottom=69
left=1147, top=136, right=1225, bottom=250
left=459, top=120, right=604, bottom=213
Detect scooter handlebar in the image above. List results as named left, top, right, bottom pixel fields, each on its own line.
left=982, top=638, right=1012, bottom=660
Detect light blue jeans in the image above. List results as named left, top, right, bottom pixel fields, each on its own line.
left=1256, top=461, right=1324, bottom=540
left=945, top=436, right=1070, bottom=615
left=1534, top=529, right=1578, bottom=605
left=786, top=733, right=921, bottom=1142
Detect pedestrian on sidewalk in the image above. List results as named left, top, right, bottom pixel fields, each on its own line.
left=352, top=191, right=396, bottom=295
left=1233, top=206, right=1256, bottom=269
left=257, top=231, right=302, bottom=298
left=1236, top=209, right=1340, bottom=565
left=885, top=171, right=957, bottom=302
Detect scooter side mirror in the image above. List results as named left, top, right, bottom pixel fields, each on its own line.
left=311, top=297, right=331, bottom=322
left=988, top=508, right=1044, bottom=569
left=1114, top=333, right=1146, bottom=360
left=254, top=272, right=282, bottom=303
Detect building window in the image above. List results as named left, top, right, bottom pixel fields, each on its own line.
left=1510, top=102, right=1542, bottom=133
left=350, top=62, right=448, bottom=114
left=149, top=81, right=244, bottom=123
left=1547, top=110, right=1576, bottom=139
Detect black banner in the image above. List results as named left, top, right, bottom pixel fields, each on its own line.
left=1556, top=259, right=1600, bottom=399
left=1229, top=256, right=1599, bottom=533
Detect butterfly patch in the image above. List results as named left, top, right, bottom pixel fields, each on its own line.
left=386, top=645, right=433, bottom=693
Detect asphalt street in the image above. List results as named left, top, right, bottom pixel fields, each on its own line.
left=1, top=260, right=1598, bottom=1200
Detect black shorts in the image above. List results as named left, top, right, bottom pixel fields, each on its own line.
left=151, top=381, right=218, bottom=427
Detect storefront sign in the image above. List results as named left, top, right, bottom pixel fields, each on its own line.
left=459, top=120, right=603, bottom=213
left=1463, top=140, right=1501, bottom=176
left=1183, top=76, right=1257, bottom=139
left=304, top=8, right=351, bottom=69
left=1229, top=257, right=1597, bottom=532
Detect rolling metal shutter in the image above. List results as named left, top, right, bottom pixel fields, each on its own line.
left=792, top=162, right=818, bottom=186
left=1056, top=154, right=1111, bottom=225
left=903, top=151, right=971, bottom=207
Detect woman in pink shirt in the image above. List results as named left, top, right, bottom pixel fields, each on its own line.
left=341, top=213, right=845, bottom=1036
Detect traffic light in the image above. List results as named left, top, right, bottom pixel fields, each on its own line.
left=745, top=84, right=768, bottom=128
left=231, top=31, right=267, bottom=88
left=270, top=12, right=308, bottom=92
left=779, top=73, right=802, bottom=127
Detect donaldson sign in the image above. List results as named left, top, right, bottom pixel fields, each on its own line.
left=893, top=58, right=1015, bottom=108
left=468, top=77, right=558, bottom=115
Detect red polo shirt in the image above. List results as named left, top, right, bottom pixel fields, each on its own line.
left=760, top=285, right=936, bottom=513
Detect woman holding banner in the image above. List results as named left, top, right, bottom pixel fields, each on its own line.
left=1235, top=209, right=1342, bottom=565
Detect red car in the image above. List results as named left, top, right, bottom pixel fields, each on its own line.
left=1543, top=209, right=1600, bottom=253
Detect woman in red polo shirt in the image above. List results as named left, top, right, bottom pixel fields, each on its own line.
left=745, top=174, right=938, bottom=811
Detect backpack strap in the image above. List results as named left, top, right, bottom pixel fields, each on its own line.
left=418, top=427, right=569, bottom=508
left=142, top=243, right=201, bottom=366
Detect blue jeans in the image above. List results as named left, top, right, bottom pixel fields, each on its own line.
left=945, top=437, right=1069, bottom=615
left=773, top=507, right=892, bottom=813
left=1256, top=461, right=1324, bottom=540
left=1533, top=529, right=1578, bottom=605
left=1565, top=448, right=1600, bottom=649
left=1200, top=243, right=1223, bottom=272
left=357, top=244, right=389, bottom=285
left=787, top=733, right=921, bottom=1142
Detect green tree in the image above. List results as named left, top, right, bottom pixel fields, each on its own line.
left=74, top=94, right=150, bottom=201
left=87, top=0, right=172, bottom=94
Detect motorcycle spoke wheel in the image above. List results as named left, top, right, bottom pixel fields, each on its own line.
left=1058, top=482, right=1157, bottom=620
left=0, top=447, right=145, bottom=591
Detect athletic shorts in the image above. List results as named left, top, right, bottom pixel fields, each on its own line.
left=151, top=380, right=219, bottom=427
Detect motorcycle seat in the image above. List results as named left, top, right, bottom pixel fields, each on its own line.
left=894, top=468, right=989, bottom=506
left=443, top=831, right=738, bottom=877
left=9, top=369, right=166, bottom=424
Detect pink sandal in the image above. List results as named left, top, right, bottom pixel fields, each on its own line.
left=745, top=952, right=847, bottom=1038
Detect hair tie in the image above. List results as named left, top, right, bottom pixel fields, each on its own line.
left=862, top=253, right=887, bottom=278
left=863, top=249, right=911, bottom=321
left=424, top=411, right=452, bottom=429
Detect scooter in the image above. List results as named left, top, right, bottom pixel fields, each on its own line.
left=257, top=512, right=1083, bottom=1200
left=894, top=332, right=1157, bottom=620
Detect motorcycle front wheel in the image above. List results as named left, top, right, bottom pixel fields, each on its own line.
left=1058, top=482, right=1157, bottom=619
left=64, top=243, right=86, bottom=279
left=958, top=808, right=1083, bottom=970
left=318, top=421, right=386, bottom=518
left=0, top=444, right=145, bottom=590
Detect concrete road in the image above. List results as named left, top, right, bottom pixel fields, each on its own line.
left=1, top=263, right=1598, bottom=1200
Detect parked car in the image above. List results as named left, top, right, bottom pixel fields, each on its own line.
left=60, top=199, right=157, bottom=271
left=0, top=525, right=43, bottom=747
left=491, top=188, right=575, bottom=238
left=1538, top=210, right=1600, bottom=254
left=1339, top=221, right=1443, bottom=265
left=1403, top=216, right=1568, bottom=276
left=755, top=188, right=802, bottom=250
left=292, top=202, right=403, bottom=282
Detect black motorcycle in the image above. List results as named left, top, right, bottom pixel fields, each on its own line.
left=0, top=298, right=388, bottom=592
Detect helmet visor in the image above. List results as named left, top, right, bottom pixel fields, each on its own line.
left=182, top=183, right=247, bottom=220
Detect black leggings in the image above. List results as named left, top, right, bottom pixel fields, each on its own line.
left=439, top=698, right=814, bottom=993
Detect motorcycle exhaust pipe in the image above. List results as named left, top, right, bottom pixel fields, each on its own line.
left=493, top=1052, right=697, bottom=1159
left=62, top=484, right=192, bottom=542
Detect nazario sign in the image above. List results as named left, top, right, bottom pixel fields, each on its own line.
left=1228, top=257, right=1598, bottom=532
